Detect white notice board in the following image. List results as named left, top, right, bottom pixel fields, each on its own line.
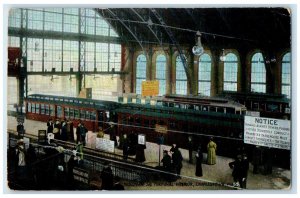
left=95, top=138, right=115, bottom=153
left=244, top=116, right=290, bottom=150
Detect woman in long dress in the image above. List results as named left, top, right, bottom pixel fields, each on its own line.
left=207, top=137, right=217, bottom=165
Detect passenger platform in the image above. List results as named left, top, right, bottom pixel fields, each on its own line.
left=6, top=115, right=291, bottom=190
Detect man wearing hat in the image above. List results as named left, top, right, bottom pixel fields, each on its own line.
left=15, top=139, right=27, bottom=182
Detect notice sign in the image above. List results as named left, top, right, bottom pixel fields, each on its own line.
left=155, top=124, right=168, bottom=134
left=244, top=116, right=290, bottom=150
left=95, top=138, right=115, bottom=153
left=142, top=80, right=159, bottom=97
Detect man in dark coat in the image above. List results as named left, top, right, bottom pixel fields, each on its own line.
left=100, top=163, right=114, bottom=190
left=47, top=118, right=53, bottom=134
left=76, top=122, right=82, bottom=144
left=60, top=121, right=68, bottom=141
left=122, top=135, right=129, bottom=161
left=195, top=145, right=203, bottom=177
left=171, top=146, right=183, bottom=177
left=161, top=150, right=172, bottom=171
left=229, top=155, right=243, bottom=187
left=240, top=154, right=249, bottom=188
left=252, top=146, right=262, bottom=174
left=135, top=144, right=146, bottom=163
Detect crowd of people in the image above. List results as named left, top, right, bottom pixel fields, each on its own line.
left=10, top=117, right=276, bottom=190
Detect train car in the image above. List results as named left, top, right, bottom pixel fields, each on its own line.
left=218, top=91, right=291, bottom=119
left=116, top=94, right=246, bottom=157
left=25, top=94, right=119, bottom=132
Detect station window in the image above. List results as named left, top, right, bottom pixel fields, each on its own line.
left=64, top=107, right=70, bottom=118
left=136, top=54, right=147, bottom=95
left=224, top=53, right=238, bottom=91
left=90, top=111, right=96, bottom=121
left=41, top=104, right=45, bottom=114
left=45, top=105, right=49, bottom=115
left=175, top=55, right=187, bottom=95
left=198, top=53, right=211, bottom=96
left=31, top=103, right=35, bottom=113
left=57, top=106, right=62, bottom=118
left=282, top=52, right=291, bottom=98
left=86, top=111, right=90, bottom=120
left=251, top=53, right=266, bottom=93
left=35, top=104, right=40, bottom=114
left=50, top=105, right=55, bottom=116
left=69, top=108, right=74, bottom=118
left=156, top=54, right=166, bottom=96
left=74, top=109, right=79, bottom=119
left=80, top=110, right=86, bottom=119
left=27, top=103, right=31, bottom=113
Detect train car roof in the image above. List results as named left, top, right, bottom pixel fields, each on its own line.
left=25, top=94, right=119, bottom=109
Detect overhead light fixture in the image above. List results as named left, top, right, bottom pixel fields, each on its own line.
left=192, top=31, right=204, bottom=56
left=220, top=49, right=226, bottom=62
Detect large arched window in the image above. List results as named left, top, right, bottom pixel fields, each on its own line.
left=251, top=52, right=266, bottom=93
left=156, top=54, right=166, bottom=96
left=136, top=54, right=147, bottom=94
left=223, top=53, right=238, bottom=91
left=198, top=53, right=211, bottom=96
left=282, top=52, right=291, bottom=98
left=176, top=55, right=187, bottom=95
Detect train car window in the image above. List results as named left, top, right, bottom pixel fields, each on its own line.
left=217, top=107, right=224, bottom=113
left=60, top=98, right=63, bottom=102
left=50, top=105, right=55, bottom=116
left=64, top=107, right=70, bottom=118
left=144, top=119, right=150, bottom=127
left=65, top=99, right=69, bottom=102
left=86, top=111, right=90, bottom=120
left=31, top=103, right=35, bottom=113
left=79, top=100, right=83, bottom=104
left=40, top=104, right=45, bottom=114
left=174, top=103, right=180, bottom=108
left=69, top=99, right=73, bottom=103
left=27, top=103, right=31, bottom=113
left=74, top=109, right=79, bottom=119
left=45, top=105, right=49, bottom=115
left=267, top=104, right=279, bottom=112
left=69, top=108, right=74, bottom=118
left=57, top=106, right=62, bottom=118
left=156, top=101, right=163, bottom=106
left=54, top=98, right=59, bottom=101
left=135, top=117, right=141, bottom=126
left=210, top=106, right=216, bottom=112
left=195, top=105, right=200, bottom=111
left=226, top=108, right=235, bottom=114
left=90, top=111, right=96, bottom=121
left=162, top=102, right=168, bottom=107
left=169, top=103, right=174, bottom=108
left=188, top=104, right=194, bottom=110
left=98, top=111, right=104, bottom=122
left=202, top=106, right=208, bottom=111
left=253, top=102, right=259, bottom=110
left=80, top=110, right=85, bottom=119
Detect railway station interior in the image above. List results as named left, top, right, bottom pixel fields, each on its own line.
left=5, top=6, right=294, bottom=192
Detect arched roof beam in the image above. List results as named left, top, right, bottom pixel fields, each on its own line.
left=106, top=9, right=145, bottom=54
left=130, top=8, right=162, bottom=46
left=150, top=8, right=192, bottom=92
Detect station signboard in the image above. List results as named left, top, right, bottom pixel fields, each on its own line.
left=142, top=80, right=159, bottom=97
left=244, top=116, right=290, bottom=150
left=95, top=138, right=115, bottom=153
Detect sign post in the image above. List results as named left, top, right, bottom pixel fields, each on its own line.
left=244, top=116, right=290, bottom=150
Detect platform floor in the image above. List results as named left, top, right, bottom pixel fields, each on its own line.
left=6, top=116, right=291, bottom=191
